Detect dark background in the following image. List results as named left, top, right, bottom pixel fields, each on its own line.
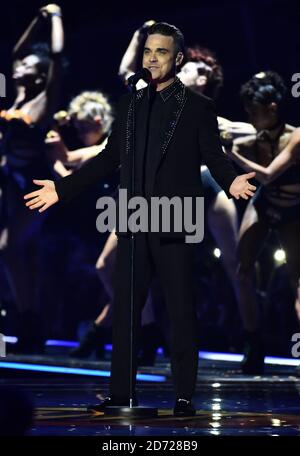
left=0, top=0, right=299, bottom=353
left=0, top=0, right=299, bottom=123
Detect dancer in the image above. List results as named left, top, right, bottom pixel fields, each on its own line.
left=0, top=4, right=64, bottom=352
left=228, top=71, right=300, bottom=373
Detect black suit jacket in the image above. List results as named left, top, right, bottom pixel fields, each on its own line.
left=55, top=78, right=237, bottom=237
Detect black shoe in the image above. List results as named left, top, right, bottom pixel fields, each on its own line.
left=173, top=398, right=196, bottom=417
left=241, top=330, right=265, bottom=375
left=70, top=322, right=106, bottom=359
left=88, top=396, right=139, bottom=412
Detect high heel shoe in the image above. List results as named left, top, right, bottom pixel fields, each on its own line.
left=70, top=322, right=108, bottom=359
left=241, top=329, right=265, bottom=375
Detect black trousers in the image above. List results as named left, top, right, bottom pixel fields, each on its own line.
left=109, top=232, right=199, bottom=401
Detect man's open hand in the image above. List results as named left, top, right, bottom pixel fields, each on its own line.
left=229, top=172, right=257, bottom=200
left=24, top=179, right=59, bottom=212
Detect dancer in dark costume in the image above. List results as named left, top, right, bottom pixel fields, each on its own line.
left=0, top=4, right=64, bottom=352
left=228, top=71, right=300, bottom=373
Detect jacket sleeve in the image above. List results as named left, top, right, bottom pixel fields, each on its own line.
left=55, top=109, right=121, bottom=204
left=198, top=98, right=237, bottom=198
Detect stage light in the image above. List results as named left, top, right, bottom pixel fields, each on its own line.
left=264, top=356, right=300, bottom=367
left=0, top=362, right=166, bottom=382
left=3, top=336, right=17, bottom=343
left=200, top=351, right=243, bottom=362
left=46, top=340, right=78, bottom=348
left=271, top=419, right=281, bottom=427
left=3, top=338, right=300, bottom=368
left=212, top=403, right=221, bottom=411
left=213, top=248, right=221, bottom=258
left=199, top=351, right=300, bottom=366
left=274, top=249, right=286, bottom=263
left=210, top=422, right=221, bottom=428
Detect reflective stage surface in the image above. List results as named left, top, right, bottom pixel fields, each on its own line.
left=1, top=356, right=300, bottom=436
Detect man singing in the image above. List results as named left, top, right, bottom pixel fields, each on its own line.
left=24, top=22, right=256, bottom=416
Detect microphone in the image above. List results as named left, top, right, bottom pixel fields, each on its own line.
left=127, top=68, right=152, bottom=88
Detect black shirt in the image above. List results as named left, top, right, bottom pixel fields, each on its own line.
left=134, top=79, right=181, bottom=200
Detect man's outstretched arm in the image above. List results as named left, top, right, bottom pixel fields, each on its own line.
left=24, top=124, right=120, bottom=212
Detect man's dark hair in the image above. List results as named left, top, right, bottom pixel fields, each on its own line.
left=240, top=71, right=287, bottom=108
left=147, top=22, right=185, bottom=54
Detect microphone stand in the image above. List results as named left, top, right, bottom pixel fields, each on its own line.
left=104, top=72, right=158, bottom=418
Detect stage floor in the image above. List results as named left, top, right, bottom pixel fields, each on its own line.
left=1, top=354, right=300, bottom=436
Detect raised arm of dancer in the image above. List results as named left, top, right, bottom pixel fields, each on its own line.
left=66, top=139, right=108, bottom=166
left=46, top=130, right=108, bottom=170
left=261, top=128, right=300, bottom=183
left=13, top=9, right=44, bottom=58
left=43, top=5, right=64, bottom=122
left=119, top=20, right=155, bottom=82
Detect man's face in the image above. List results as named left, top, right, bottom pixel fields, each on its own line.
left=143, top=34, right=180, bottom=83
